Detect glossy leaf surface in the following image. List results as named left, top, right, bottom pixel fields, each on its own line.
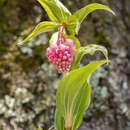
left=37, top=0, right=71, bottom=22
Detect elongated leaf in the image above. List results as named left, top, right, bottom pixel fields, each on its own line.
left=72, top=3, right=115, bottom=32
left=56, top=60, right=107, bottom=129
left=54, top=109, right=64, bottom=130
left=37, top=0, right=71, bottom=22
left=20, top=21, right=60, bottom=44
left=71, top=44, right=108, bottom=69
left=55, top=82, right=91, bottom=130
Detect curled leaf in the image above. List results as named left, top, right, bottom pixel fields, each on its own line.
left=71, top=44, right=108, bottom=69
left=71, top=3, right=115, bottom=33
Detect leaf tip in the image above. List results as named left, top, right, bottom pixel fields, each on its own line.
left=110, top=9, right=116, bottom=16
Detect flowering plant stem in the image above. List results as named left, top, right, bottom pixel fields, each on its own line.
left=58, top=24, right=65, bottom=40
left=19, top=0, right=115, bottom=129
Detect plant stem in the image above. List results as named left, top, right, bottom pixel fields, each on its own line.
left=65, top=128, right=71, bottom=130
left=58, top=23, right=65, bottom=41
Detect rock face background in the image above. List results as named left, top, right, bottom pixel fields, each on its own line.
left=0, top=0, right=129, bottom=130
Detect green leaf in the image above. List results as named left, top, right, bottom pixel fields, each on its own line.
left=56, top=60, right=107, bottom=129
left=65, top=16, right=80, bottom=35
left=72, top=3, right=115, bottom=32
left=54, top=109, right=64, bottom=130
left=37, top=0, right=71, bottom=22
left=71, top=81, right=91, bottom=130
left=71, top=44, right=108, bottom=70
left=49, top=32, right=59, bottom=44
left=19, top=21, right=60, bottom=44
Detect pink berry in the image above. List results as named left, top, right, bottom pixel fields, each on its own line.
left=46, top=37, right=75, bottom=74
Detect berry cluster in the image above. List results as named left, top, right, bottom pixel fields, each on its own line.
left=46, top=38, right=75, bottom=74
